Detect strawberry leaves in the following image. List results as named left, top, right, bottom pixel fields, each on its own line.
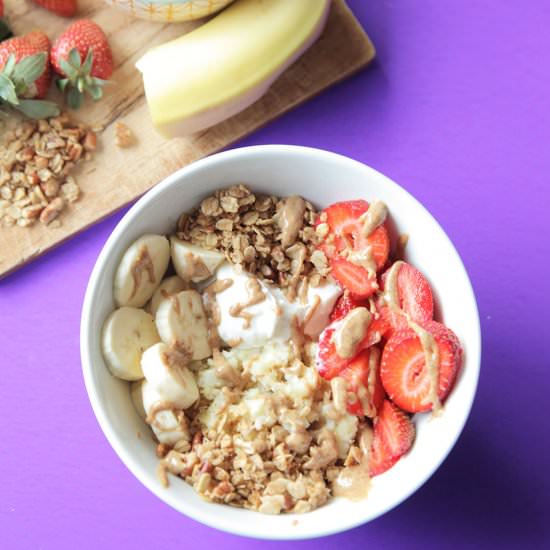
left=55, top=48, right=108, bottom=109
left=0, top=52, right=59, bottom=118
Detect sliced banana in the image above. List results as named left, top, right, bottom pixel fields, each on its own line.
left=141, top=342, right=199, bottom=409
left=155, top=289, right=211, bottom=360
left=102, top=307, right=160, bottom=380
left=170, top=237, right=225, bottom=282
left=114, top=234, right=171, bottom=307
left=141, top=380, right=190, bottom=446
left=149, top=275, right=188, bottom=317
left=130, top=380, right=147, bottom=420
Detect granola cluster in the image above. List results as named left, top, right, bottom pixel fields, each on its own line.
left=176, top=184, right=330, bottom=290
left=156, top=343, right=359, bottom=514
left=0, top=113, right=96, bottom=228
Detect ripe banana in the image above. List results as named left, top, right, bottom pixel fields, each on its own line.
left=170, top=237, right=225, bottom=283
left=149, top=275, right=188, bottom=316
left=136, top=0, right=331, bottom=136
left=102, top=307, right=160, bottom=380
left=141, top=342, right=199, bottom=410
left=140, top=380, right=190, bottom=446
left=155, top=289, right=211, bottom=360
left=130, top=381, right=147, bottom=420
left=114, top=234, right=171, bottom=308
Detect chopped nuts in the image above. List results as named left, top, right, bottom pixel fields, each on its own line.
left=0, top=114, right=94, bottom=228
left=115, top=122, right=135, bottom=148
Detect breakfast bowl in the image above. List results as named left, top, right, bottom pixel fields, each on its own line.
left=80, top=145, right=481, bottom=540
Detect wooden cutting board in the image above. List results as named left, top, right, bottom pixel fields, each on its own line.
left=0, top=0, right=375, bottom=279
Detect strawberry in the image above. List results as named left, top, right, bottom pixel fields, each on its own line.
left=51, top=19, right=113, bottom=109
left=381, top=262, right=434, bottom=324
left=330, top=293, right=369, bottom=322
left=369, top=400, right=415, bottom=476
left=316, top=200, right=390, bottom=299
left=316, top=322, right=353, bottom=380
left=0, top=31, right=59, bottom=118
left=380, top=322, right=462, bottom=413
left=340, top=348, right=385, bottom=417
left=33, top=0, right=77, bottom=17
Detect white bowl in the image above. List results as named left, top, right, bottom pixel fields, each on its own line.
left=81, top=145, right=481, bottom=540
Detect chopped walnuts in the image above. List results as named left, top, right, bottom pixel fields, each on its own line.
left=0, top=113, right=96, bottom=228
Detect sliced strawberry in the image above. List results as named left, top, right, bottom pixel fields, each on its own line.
left=381, top=262, right=434, bottom=324
left=316, top=324, right=353, bottom=380
left=341, top=348, right=385, bottom=417
left=330, top=257, right=378, bottom=299
left=369, top=400, right=415, bottom=476
left=380, top=323, right=462, bottom=413
left=330, top=293, right=369, bottom=322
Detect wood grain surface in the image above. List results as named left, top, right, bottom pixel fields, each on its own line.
left=0, top=0, right=375, bottom=279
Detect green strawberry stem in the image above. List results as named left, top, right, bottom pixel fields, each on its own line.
left=0, top=52, right=59, bottom=119
left=56, top=48, right=108, bottom=110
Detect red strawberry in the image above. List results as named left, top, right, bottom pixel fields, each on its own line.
left=381, top=262, right=434, bottom=324
left=33, top=0, right=77, bottom=17
left=0, top=0, right=4, bottom=18
left=51, top=19, right=113, bottom=109
left=340, top=348, right=385, bottom=417
left=316, top=201, right=390, bottom=299
left=380, top=322, right=462, bottom=413
left=0, top=31, right=51, bottom=98
left=330, top=293, right=369, bottom=322
left=369, top=400, right=415, bottom=476
left=316, top=323, right=353, bottom=380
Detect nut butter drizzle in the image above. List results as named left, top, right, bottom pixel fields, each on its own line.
left=229, top=277, right=266, bottom=329
left=182, top=252, right=211, bottom=281
left=277, top=195, right=306, bottom=249
left=333, top=424, right=373, bottom=501
left=130, top=246, right=156, bottom=299
left=384, top=260, right=442, bottom=413
left=332, top=307, right=372, bottom=359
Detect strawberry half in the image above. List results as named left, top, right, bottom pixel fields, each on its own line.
left=381, top=262, right=434, bottom=324
left=33, top=0, right=77, bottom=17
left=330, top=293, right=369, bottom=322
left=369, top=400, right=416, bottom=476
left=380, top=322, right=462, bottom=413
left=340, top=348, right=385, bottom=417
left=316, top=200, right=390, bottom=299
left=316, top=323, right=353, bottom=380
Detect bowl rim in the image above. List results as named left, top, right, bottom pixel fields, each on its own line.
left=80, top=144, right=481, bottom=540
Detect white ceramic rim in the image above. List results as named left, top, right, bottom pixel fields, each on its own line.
left=81, top=145, right=481, bottom=540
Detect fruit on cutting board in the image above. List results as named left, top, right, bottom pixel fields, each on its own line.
left=33, top=0, right=77, bottom=17
left=51, top=19, right=113, bottom=108
left=136, top=0, right=331, bottom=137
left=0, top=31, right=59, bottom=118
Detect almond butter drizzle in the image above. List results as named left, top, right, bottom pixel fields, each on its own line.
left=384, top=260, right=442, bottom=413
left=360, top=200, right=388, bottom=238
left=181, top=251, right=211, bottom=281
left=333, top=425, right=373, bottom=501
left=146, top=400, right=186, bottom=431
left=277, top=195, right=306, bottom=248
left=130, top=245, right=156, bottom=299
left=203, top=279, right=233, bottom=347
left=332, top=307, right=372, bottom=359
left=229, top=278, right=266, bottom=329
left=212, top=348, right=241, bottom=387
left=157, top=450, right=187, bottom=488
left=303, top=295, right=321, bottom=326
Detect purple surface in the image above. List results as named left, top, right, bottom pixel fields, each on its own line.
left=1, top=1, right=549, bottom=548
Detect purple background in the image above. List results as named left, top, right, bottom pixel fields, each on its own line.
left=1, top=1, right=549, bottom=548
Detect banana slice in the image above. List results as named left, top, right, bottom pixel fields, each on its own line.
left=141, top=380, right=190, bottom=445
left=130, top=380, right=147, bottom=420
left=141, top=342, right=199, bottom=409
left=155, top=289, right=211, bottom=360
left=170, top=237, right=225, bottom=282
left=102, top=307, right=160, bottom=380
left=149, top=275, right=188, bottom=317
left=114, top=234, right=171, bottom=308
